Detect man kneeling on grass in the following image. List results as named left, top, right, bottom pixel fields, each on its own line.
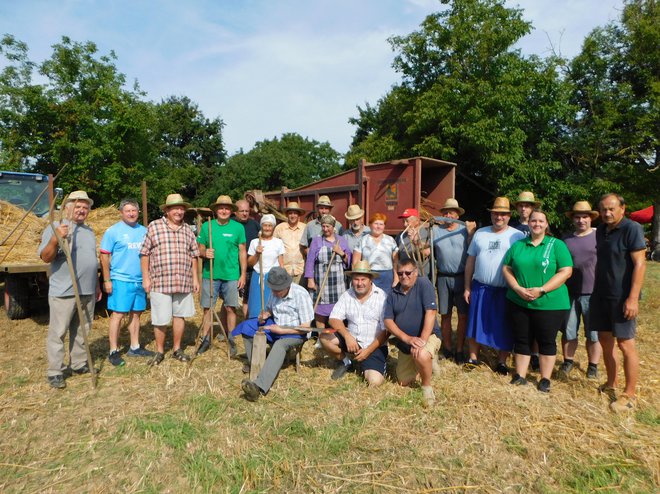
left=321, top=261, right=388, bottom=386
left=384, top=258, right=441, bottom=407
left=237, top=267, right=314, bottom=402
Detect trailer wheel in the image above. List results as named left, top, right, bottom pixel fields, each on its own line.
left=4, top=275, right=30, bottom=320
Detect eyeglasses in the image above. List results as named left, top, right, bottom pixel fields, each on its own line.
left=397, top=270, right=415, bottom=277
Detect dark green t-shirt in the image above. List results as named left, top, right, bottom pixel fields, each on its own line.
left=196, top=219, right=246, bottom=280
left=503, top=236, right=572, bottom=310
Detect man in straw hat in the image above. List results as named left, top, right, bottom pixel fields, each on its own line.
left=299, top=195, right=343, bottom=255
left=463, top=197, right=525, bottom=374
left=431, top=198, right=475, bottom=364
left=195, top=195, right=247, bottom=356
left=274, top=201, right=306, bottom=284
left=140, top=193, right=200, bottom=364
left=511, top=191, right=541, bottom=237
left=342, top=204, right=370, bottom=254
left=559, top=201, right=601, bottom=379
left=589, top=193, right=646, bottom=412
left=100, top=198, right=155, bottom=367
left=384, top=257, right=441, bottom=407
left=321, top=260, right=388, bottom=386
left=239, top=267, right=314, bottom=402
left=39, top=190, right=101, bottom=389
left=234, top=199, right=260, bottom=318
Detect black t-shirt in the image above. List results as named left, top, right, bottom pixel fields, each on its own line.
left=236, top=217, right=260, bottom=271
left=593, top=218, right=645, bottom=299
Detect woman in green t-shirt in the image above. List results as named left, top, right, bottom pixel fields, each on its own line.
left=502, top=210, right=573, bottom=393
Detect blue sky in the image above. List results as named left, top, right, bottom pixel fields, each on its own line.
left=0, top=0, right=624, bottom=156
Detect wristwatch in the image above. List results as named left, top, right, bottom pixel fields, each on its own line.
left=539, top=287, right=546, bottom=296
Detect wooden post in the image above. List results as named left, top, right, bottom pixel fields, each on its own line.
left=141, top=181, right=148, bottom=226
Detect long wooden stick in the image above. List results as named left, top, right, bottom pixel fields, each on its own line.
left=207, top=220, right=214, bottom=348
left=314, top=238, right=340, bottom=311
left=258, top=233, right=265, bottom=312
left=49, top=205, right=97, bottom=388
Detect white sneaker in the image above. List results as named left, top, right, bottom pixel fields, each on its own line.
left=422, top=386, right=435, bottom=407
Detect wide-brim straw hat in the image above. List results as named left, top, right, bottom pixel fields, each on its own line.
left=565, top=201, right=599, bottom=220
left=284, top=201, right=305, bottom=214
left=488, top=197, right=512, bottom=213
left=345, top=204, right=365, bottom=220
left=345, top=260, right=380, bottom=279
left=160, top=193, right=190, bottom=211
left=209, top=195, right=236, bottom=212
left=316, top=195, right=333, bottom=208
left=514, top=191, right=541, bottom=207
left=266, top=267, right=292, bottom=291
left=439, top=198, right=465, bottom=216
left=63, top=190, right=94, bottom=207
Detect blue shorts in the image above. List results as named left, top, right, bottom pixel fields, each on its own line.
left=107, top=280, right=147, bottom=313
left=588, top=296, right=637, bottom=340
left=336, top=333, right=388, bottom=375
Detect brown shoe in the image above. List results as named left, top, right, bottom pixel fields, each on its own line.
left=610, top=394, right=636, bottom=413
left=598, top=383, right=616, bottom=402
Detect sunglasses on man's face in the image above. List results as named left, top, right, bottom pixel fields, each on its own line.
left=397, top=270, right=415, bottom=277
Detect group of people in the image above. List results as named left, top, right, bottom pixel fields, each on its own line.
left=39, top=189, right=646, bottom=412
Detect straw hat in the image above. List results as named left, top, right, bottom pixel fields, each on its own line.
left=160, top=193, right=190, bottom=211
left=488, top=197, right=512, bottom=213
left=316, top=195, right=333, bottom=208
left=398, top=208, right=420, bottom=219
left=514, top=191, right=541, bottom=207
left=266, top=267, right=293, bottom=291
left=565, top=201, right=599, bottom=220
left=209, top=195, right=236, bottom=212
left=284, top=201, right=305, bottom=214
left=345, top=204, right=365, bottom=220
left=345, top=260, right=380, bottom=278
left=63, top=190, right=94, bottom=207
left=439, top=198, right=465, bottom=216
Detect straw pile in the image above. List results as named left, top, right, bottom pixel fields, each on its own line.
left=0, top=200, right=48, bottom=265
left=0, top=201, right=121, bottom=265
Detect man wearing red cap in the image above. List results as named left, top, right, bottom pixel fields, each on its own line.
left=396, top=208, right=430, bottom=278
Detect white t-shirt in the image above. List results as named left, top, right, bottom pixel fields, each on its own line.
left=248, top=237, right=285, bottom=274
left=467, top=226, right=525, bottom=287
left=354, top=234, right=398, bottom=270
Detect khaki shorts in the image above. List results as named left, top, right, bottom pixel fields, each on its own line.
left=396, top=334, right=441, bottom=383
left=150, top=292, right=195, bottom=326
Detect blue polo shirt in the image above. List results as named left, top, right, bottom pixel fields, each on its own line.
left=384, top=276, right=440, bottom=354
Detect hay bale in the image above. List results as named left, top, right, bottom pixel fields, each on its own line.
left=86, top=206, right=121, bottom=244
left=0, top=200, right=48, bottom=265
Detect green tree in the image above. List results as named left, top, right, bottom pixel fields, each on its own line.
left=0, top=36, right=227, bottom=212
left=206, top=133, right=342, bottom=204
left=346, top=0, right=574, bottom=225
left=567, top=0, right=659, bottom=251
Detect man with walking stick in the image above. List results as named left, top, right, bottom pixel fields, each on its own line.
left=195, top=195, right=247, bottom=356
left=39, top=190, right=101, bottom=389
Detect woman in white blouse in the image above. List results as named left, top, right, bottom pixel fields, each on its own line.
left=247, top=214, right=285, bottom=318
left=352, top=213, right=398, bottom=294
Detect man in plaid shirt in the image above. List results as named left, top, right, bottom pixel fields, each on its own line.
left=140, top=194, right=200, bottom=364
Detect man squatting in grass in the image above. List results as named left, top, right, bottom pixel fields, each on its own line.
left=321, top=260, right=388, bottom=386
left=39, top=191, right=102, bottom=389
left=195, top=195, right=247, bottom=356
left=100, top=199, right=155, bottom=367
left=140, top=194, right=200, bottom=364
left=238, top=267, right=315, bottom=402
left=560, top=201, right=602, bottom=379
left=589, top=193, right=646, bottom=412
left=384, top=258, right=441, bottom=407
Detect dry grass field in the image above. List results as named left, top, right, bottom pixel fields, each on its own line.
left=0, top=263, right=658, bottom=493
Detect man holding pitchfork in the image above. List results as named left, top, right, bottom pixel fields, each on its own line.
left=39, top=190, right=101, bottom=389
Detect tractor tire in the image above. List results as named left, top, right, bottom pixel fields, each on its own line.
left=4, top=275, right=30, bottom=320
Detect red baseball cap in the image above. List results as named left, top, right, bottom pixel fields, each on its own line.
left=398, top=208, right=419, bottom=219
